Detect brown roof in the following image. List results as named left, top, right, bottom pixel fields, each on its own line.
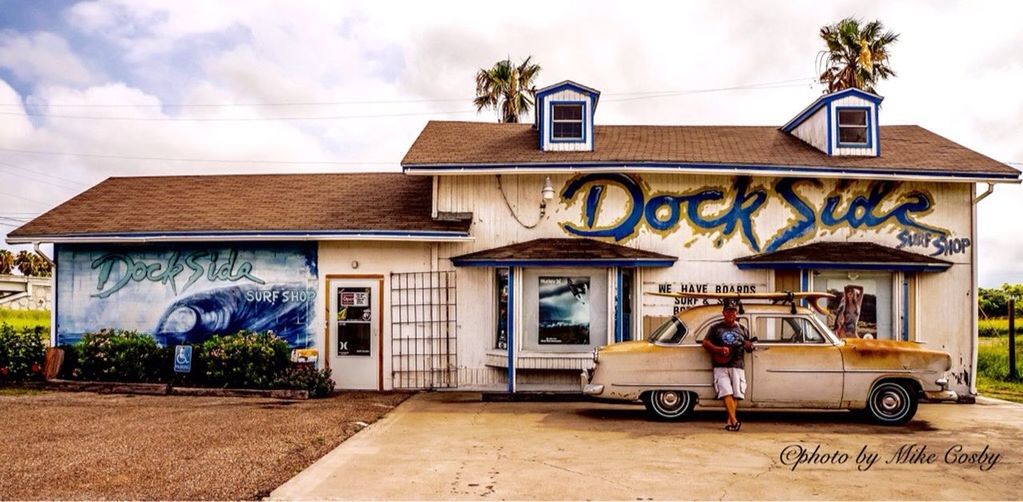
left=734, top=242, right=952, bottom=272
left=8, top=173, right=471, bottom=240
left=402, top=121, right=1019, bottom=179
left=450, top=238, right=676, bottom=266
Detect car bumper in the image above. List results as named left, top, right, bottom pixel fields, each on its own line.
left=923, top=390, right=958, bottom=401
left=580, top=370, right=603, bottom=395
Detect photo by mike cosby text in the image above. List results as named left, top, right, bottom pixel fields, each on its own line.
left=779, top=443, right=1001, bottom=472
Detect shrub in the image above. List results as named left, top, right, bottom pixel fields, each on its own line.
left=76, top=330, right=171, bottom=382
left=0, top=323, right=45, bottom=381
left=197, top=331, right=291, bottom=389
left=273, top=365, right=335, bottom=398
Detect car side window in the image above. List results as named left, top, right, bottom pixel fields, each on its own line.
left=755, top=316, right=827, bottom=344
left=694, top=317, right=750, bottom=342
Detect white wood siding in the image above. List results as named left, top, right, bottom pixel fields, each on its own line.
left=436, top=174, right=976, bottom=394
left=790, top=107, right=828, bottom=153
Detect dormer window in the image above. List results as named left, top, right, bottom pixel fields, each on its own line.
left=535, top=80, right=599, bottom=152
left=837, top=107, right=870, bottom=146
left=552, top=103, right=585, bottom=141
left=780, top=88, right=881, bottom=157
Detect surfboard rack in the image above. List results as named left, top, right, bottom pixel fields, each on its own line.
left=646, top=291, right=834, bottom=316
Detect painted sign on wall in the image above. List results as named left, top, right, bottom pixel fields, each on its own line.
left=56, top=243, right=318, bottom=348
left=560, top=174, right=948, bottom=253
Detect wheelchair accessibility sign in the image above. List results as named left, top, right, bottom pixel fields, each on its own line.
left=174, top=345, right=193, bottom=373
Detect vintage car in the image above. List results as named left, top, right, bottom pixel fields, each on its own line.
left=581, top=302, right=957, bottom=425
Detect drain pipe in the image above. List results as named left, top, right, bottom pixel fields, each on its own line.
left=968, top=183, right=995, bottom=399
left=33, top=242, right=54, bottom=266
left=33, top=242, right=56, bottom=347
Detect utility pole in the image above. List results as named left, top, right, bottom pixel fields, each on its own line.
left=1010, top=297, right=1017, bottom=381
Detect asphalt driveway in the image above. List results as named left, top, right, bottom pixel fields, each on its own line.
left=272, top=393, right=1022, bottom=500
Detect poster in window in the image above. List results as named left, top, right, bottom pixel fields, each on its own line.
left=538, top=276, right=590, bottom=345
left=337, top=287, right=371, bottom=356
left=824, top=282, right=877, bottom=339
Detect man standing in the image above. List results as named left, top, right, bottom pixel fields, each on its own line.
left=702, top=299, right=753, bottom=431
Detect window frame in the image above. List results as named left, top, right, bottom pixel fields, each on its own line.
left=751, top=314, right=840, bottom=346
left=549, top=101, right=587, bottom=143
left=835, top=106, right=872, bottom=148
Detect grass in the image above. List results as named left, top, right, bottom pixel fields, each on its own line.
left=0, top=308, right=49, bottom=332
left=977, top=335, right=1023, bottom=403
left=979, top=317, right=1012, bottom=337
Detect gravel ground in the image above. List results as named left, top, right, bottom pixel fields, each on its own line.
left=0, top=389, right=411, bottom=500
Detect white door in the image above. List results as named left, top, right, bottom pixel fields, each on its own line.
left=329, top=278, right=381, bottom=390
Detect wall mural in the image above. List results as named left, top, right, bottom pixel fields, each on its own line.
left=559, top=174, right=950, bottom=253
left=56, top=243, right=318, bottom=348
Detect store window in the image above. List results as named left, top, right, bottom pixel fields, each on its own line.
left=812, top=270, right=893, bottom=340
left=522, top=268, right=607, bottom=353
left=495, top=268, right=509, bottom=350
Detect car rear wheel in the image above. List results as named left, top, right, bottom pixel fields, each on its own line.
left=643, top=390, right=696, bottom=421
left=866, top=381, right=918, bottom=425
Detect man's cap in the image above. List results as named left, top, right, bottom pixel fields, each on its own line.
left=722, top=299, right=740, bottom=311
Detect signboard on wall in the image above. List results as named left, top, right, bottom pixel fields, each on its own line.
left=538, top=276, right=590, bottom=344
left=55, top=243, right=319, bottom=348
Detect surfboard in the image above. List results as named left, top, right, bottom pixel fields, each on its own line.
left=646, top=291, right=835, bottom=315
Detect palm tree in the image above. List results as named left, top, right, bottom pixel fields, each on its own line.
left=473, top=56, right=542, bottom=123
left=0, top=249, right=13, bottom=275
left=817, top=17, right=899, bottom=94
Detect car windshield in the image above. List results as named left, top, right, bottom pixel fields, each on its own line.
left=648, top=317, right=687, bottom=344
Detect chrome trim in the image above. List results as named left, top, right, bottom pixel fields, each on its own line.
left=766, top=369, right=932, bottom=374
left=615, top=383, right=713, bottom=388
left=583, top=384, right=604, bottom=395
left=766, top=369, right=845, bottom=373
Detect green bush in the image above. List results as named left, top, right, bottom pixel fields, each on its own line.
left=273, top=365, right=335, bottom=398
left=76, top=330, right=171, bottom=382
left=0, top=323, right=45, bottom=381
left=197, top=331, right=291, bottom=389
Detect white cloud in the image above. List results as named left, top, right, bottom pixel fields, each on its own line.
left=0, top=31, right=97, bottom=86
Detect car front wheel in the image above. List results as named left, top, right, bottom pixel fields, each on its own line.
left=866, top=381, right=918, bottom=425
left=643, top=390, right=696, bottom=421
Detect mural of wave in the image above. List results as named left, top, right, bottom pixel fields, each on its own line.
left=153, top=284, right=316, bottom=347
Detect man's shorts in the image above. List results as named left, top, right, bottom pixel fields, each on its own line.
left=713, top=367, right=747, bottom=400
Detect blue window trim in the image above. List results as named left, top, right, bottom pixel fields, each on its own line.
left=548, top=100, right=587, bottom=144
left=902, top=274, right=910, bottom=341
left=507, top=267, right=516, bottom=393
left=614, top=268, right=623, bottom=343
left=835, top=106, right=873, bottom=149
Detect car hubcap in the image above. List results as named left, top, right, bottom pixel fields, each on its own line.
left=881, top=393, right=901, bottom=412
left=659, top=392, right=680, bottom=408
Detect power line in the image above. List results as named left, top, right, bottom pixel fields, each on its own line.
left=0, top=162, right=92, bottom=191
left=0, top=77, right=816, bottom=109
left=0, top=108, right=481, bottom=122
left=0, top=147, right=396, bottom=165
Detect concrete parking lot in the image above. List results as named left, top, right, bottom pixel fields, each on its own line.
left=272, top=392, right=1022, bottom=500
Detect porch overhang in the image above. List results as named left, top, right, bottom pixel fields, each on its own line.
left=734, top=241, right=952, bottom=272
left=450, top=238, right=676, bottom=268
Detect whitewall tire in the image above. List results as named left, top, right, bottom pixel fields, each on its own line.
left=866, top=381, right=918, bottom=425
left=643, top=390, right=696, bottom=421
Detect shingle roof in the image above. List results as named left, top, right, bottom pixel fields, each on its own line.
left=401, top=121, right=1019, bottom=179
left=7, top=173, right=471, bottom=241
left=450, top=238, right=676, bottom=267
left=733, top=241, right=952, bottom=272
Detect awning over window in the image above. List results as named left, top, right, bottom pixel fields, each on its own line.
left=450, top=238, right=677, bottom=267
left=734, top=241, right=952, bottom=272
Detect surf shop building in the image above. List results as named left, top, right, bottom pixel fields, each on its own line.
left=8, top=81, right=1019, bottom=397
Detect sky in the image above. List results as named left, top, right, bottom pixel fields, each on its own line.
left=0, top=0, right=1020, bottom=287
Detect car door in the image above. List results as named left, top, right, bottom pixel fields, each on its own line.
left=750, top=315, right=844, bottom=408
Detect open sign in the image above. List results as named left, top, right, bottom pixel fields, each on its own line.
left=340, top=291, right=369, bottom=307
